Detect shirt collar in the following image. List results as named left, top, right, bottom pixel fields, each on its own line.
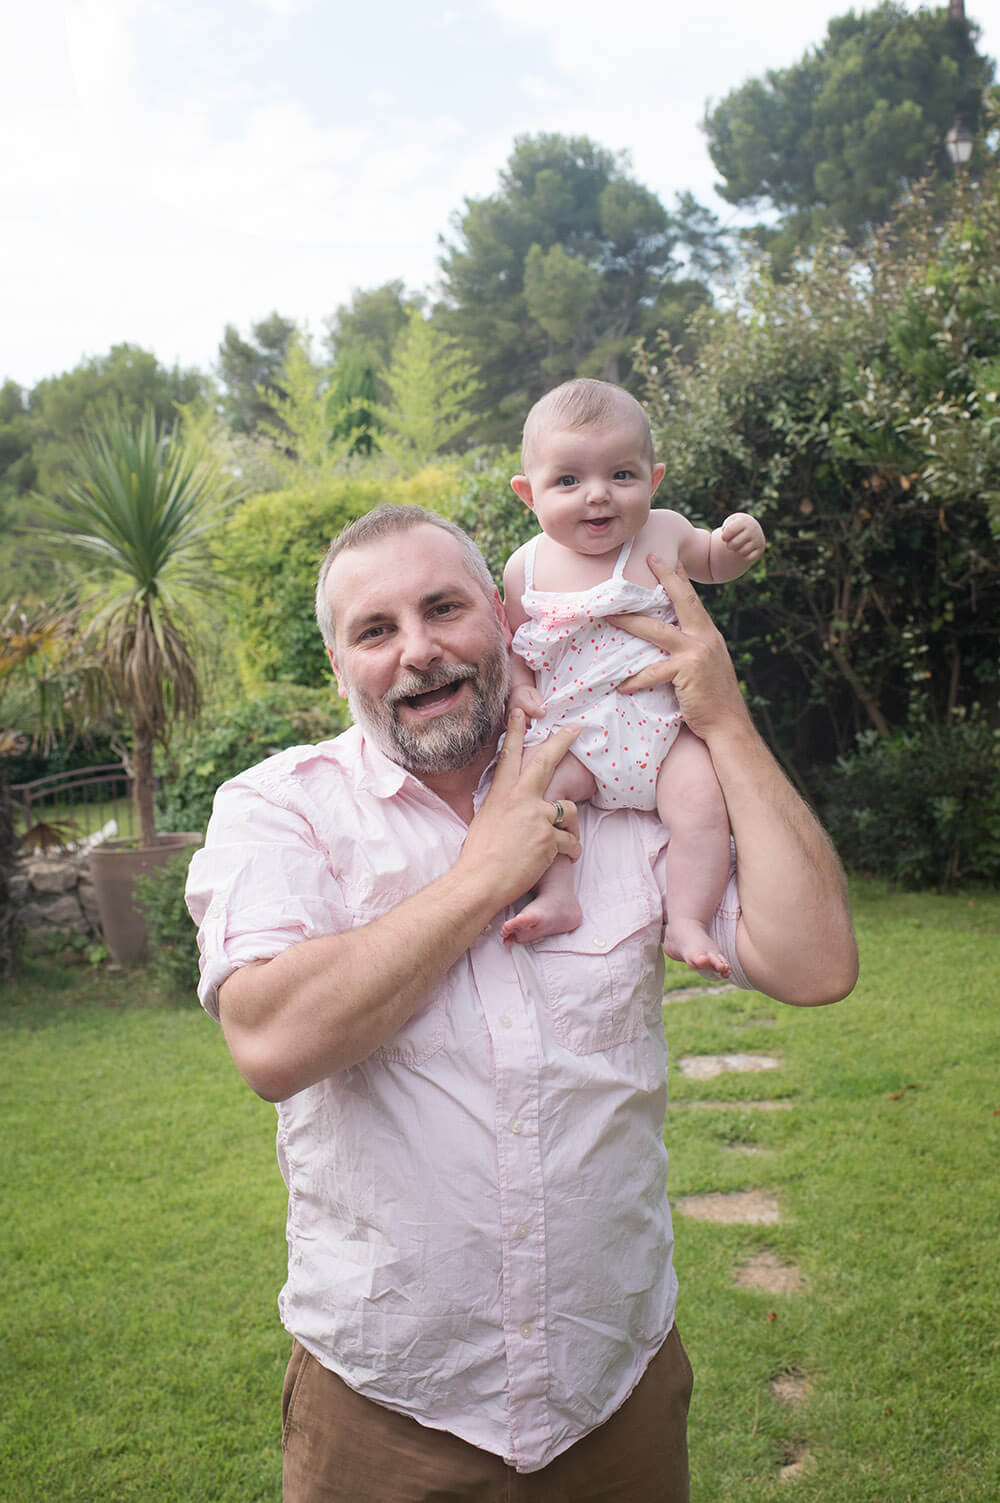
left=351, top=724, right=501, bottom=807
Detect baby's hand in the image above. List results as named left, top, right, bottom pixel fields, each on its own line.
left=509, top=683, right=546, bottom=721
left=720, top=513, right=766, bottom=563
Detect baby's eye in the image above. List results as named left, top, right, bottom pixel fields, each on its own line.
left=613, top=469, right=635, bottom=481
left=556, top=474, right=577, bottom=487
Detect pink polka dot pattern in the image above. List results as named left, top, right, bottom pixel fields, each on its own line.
left=512, top=553, right=683, bottom=813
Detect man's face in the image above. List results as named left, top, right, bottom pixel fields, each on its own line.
left=323, top=526, right=511, bottom=778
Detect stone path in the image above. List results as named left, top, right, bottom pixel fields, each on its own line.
left=666, top=994, right=812, bottom=1485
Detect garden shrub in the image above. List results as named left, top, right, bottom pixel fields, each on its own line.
left=158, top=683, right=346, bottom=833
left=815, top=718, right=1000, bottom=889
left=447, top=448, right=532, bottom=587
left=218, top=467, right=464, bottom=689
left=134, top=849, right=201, bottom=994
left=635, top=169, right=1000, bottom=782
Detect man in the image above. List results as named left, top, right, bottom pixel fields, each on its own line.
left=186, top=505, right=857, bottom=1502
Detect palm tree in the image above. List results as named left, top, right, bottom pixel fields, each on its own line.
left=35, top=407, right=238, bottom=848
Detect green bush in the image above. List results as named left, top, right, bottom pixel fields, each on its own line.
left=815, top=718, right=1000, bottom=889
left=158, top=683, right=346, bottom=833
left=446, top=448, right=531, bottom=588
left=218, top=467, right=465, bottom=689
left=133, top=849, right=201, bottom=993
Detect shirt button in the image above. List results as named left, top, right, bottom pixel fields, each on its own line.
left=514, top=1223, right=530, bottom=1239
left=500, top=1014, right=513, bottom=1029
left=592, top=936, right=608, bottom=949
left=520, top=1323, right=533, bottom=1340
left=510, top=1120, right=523, bottom=1135
left=481, top=922, right=493, bottom=936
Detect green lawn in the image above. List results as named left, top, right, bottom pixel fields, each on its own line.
left=2, top=882, right=998, bottom=1501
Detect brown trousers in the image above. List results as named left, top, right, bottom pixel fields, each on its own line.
left=281, top=1324, right=693, bottom=1502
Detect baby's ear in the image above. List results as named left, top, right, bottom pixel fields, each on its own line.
left=511, top=475, right=535, bottom=510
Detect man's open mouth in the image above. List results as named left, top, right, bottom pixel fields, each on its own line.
left=391, top=677, right=471, bottom=719
left=404, top=682, right=461, bottom=710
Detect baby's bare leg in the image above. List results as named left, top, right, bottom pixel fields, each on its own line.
left=657, top=726, right=733, bottom=976
left=500, top=752, right=596, bottom=944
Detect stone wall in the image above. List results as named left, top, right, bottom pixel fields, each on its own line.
left=13, top=849, right=103, bottom=958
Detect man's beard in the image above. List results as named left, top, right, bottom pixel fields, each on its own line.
left=346, top=640, right=510, bottom=776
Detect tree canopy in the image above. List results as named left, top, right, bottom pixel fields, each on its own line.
left=704, top=2, right=995, bottom=255
left=437, top=133, right=716, bottom=441
left=216, top=312, right=297, bottom=436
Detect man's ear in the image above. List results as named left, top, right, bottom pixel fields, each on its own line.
left=650, top=462, right=666, bottom=499
left=511, top=475, right=535, bottom=511
left=326, top=644, right=349, bottom=699
left=492, top=588, right=513, bottom=648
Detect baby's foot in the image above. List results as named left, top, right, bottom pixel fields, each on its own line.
left=501, top=893, right=583, bottom=945
left=663, top=918, right=732, bottom=978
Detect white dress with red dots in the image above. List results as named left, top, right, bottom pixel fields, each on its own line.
left=513, top=535, right=683, bottom=811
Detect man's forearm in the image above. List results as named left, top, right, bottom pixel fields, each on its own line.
left=707, top=712, right=858, bottom=1005
left=219, top=862, right=500, bottom=1101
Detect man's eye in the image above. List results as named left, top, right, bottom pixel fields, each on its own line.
left=358, top=625, right=387, bottom=642
left=431, top=602, right=459, bottom=617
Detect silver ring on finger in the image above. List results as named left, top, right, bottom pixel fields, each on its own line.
left=550, top=800, right=566, bottom=829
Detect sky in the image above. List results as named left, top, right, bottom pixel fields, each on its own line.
left=2, top=0, right=997, bottom=391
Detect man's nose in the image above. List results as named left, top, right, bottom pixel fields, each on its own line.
left=399, top=616, right=442, bottom=669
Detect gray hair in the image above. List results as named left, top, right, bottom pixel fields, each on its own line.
left=521, top=378, right=654, bottom=470
left=315, top=504, right=496, bottom=650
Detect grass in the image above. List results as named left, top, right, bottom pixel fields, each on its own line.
left=663, top=881, right=1000, bottom=1501
left=1, top=965, right=287, bottom=1501
left=2, top=881, right=998, bottom=1500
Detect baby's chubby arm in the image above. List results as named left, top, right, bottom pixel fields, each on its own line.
left=503, top=546, right=545, bottom=720
left=647, top=509, right=765, bottom=584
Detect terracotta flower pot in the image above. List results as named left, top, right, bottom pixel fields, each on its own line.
left=89, top=833, right=201, bottom=967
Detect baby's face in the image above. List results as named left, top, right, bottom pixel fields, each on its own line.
left=515, top=418, right=664, bottom=558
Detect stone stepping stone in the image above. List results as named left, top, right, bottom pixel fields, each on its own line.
left=778, top=1443, right=811, bottom=1482
left=673, top=1190, right=780, bottom=1224
left=734, top=1250, right=804, bottom=1294
left=668, top=1098, right=793, bottom=1112
left=677, top=1052, right=781, bottom=1079
left=771, top=1372, right=810, bottom=1405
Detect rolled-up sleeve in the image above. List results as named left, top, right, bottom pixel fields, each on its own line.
left=185, top=779, right=348, bottom=1020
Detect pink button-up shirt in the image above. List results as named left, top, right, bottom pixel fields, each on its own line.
left=185, top=727, right=748, bottom=1473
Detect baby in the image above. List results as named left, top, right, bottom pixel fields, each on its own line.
left=502, top=377, right=765, bottom=973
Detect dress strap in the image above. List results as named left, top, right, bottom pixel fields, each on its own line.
left=522, top=534, right=540, bottom=591
left=612, top=538, right=634, bottom=578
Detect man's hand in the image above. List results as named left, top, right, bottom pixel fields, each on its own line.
left=719, top=512, right=765, bottom=563
left=459, top=709, right=581, bottom=908
left=611, top=557, right=752, bottom=744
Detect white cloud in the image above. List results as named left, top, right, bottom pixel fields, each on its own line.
left=1, top=4, right=506, bottom=383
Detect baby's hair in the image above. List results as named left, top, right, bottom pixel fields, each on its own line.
left=521, top=378, right=654, bottom=470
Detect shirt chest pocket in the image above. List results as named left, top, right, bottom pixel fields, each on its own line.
left=529, top=891, right=665, bottom=1055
